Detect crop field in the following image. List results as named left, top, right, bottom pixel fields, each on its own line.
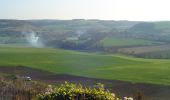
left=118, top=44, right=170, bottom=54
left=99, top=37, right=161, bottom=47
left=1, top=46, right=170, bottom=85
left=135, top=50, right=170, bottom=59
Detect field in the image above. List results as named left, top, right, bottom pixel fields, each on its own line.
left=118, top=44, right=170, bottom=54
left=1, top=46, right=170, bottom=86
left=99, top=37, right=162, bottom=47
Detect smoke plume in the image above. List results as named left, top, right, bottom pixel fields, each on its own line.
left=23, top=31, right=43, bottom=47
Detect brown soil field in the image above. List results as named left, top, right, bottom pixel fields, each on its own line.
left=0, top=66, right=169, bottom=100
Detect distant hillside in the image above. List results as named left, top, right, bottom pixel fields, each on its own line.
left=1, top=20, right=170, bottom=54
left=0, top=20, right=138, bottom=48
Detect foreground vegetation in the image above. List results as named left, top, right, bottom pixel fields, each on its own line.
left=37, top=82, right=121, bottom=100
left=0, top=75, right=123, bottom=100
left=0, top=46, right=170, bottom=85
left=0, top=75, right=47, bottom=100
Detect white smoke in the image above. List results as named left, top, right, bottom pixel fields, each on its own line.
left=76, top=30, right=86, bottom=37
left=23, top=31, right=43, bottom=47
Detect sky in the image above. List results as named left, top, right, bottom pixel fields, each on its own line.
left=0, top=0, right=170, bottom=21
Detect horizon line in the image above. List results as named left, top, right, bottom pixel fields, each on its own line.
left=1, top=18, right=170, bottom=22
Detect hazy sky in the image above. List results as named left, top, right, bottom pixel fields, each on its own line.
left=0, top=0, right=170, bottom=21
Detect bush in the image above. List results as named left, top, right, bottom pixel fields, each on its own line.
left=36, top=82, right=120, bottom=100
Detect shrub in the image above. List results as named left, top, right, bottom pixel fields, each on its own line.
left=36, top=82, right=120, bottom=100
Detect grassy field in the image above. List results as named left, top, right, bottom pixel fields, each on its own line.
left=99, top=37, right=161, bottom=47
left=118, top=44, right=170, bottom=54
left=1, top=46, right=170, bottom=85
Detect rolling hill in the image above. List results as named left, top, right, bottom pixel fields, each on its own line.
left=1, top=46, right=170, bottom=85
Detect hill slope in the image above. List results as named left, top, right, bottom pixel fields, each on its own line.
left=0, top=46, right=170, bottom=85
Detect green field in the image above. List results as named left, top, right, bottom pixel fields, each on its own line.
left=1, top=46, right=170, bottom=85
left=118, top=44, right=170, bottom=54
left=99, top=37, right=161, bottom=47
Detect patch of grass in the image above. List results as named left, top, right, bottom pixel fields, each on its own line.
left=0, top=46, right=170, bottom=85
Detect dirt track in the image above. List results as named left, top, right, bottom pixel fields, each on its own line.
left=0, top=66, right=170, bottom=100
